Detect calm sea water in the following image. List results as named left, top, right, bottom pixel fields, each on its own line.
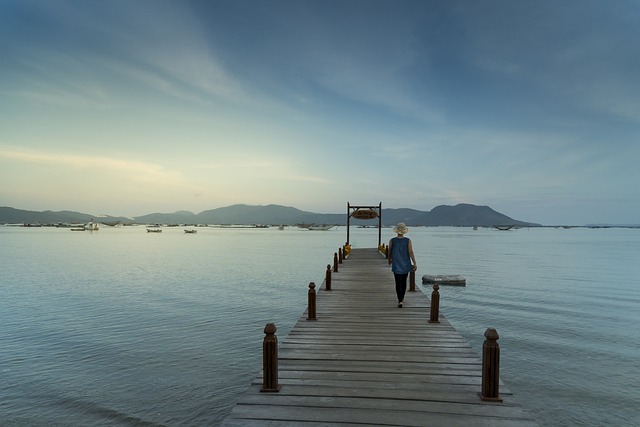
left=1, top=225, right=638, bottom=426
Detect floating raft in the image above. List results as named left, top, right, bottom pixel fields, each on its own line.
left=422, top=274, right=466, bottom=286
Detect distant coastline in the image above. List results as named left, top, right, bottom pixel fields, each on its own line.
left=0, top=203, right=544, bottom=227
left=6, top=204, right=636, bottom=228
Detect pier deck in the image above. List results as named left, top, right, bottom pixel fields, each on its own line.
left=222, top=248, right=537, bottom=426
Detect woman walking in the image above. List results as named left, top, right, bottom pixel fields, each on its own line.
left=388, top=223, right=417, bottom=308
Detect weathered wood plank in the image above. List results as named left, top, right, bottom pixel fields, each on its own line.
left=222, top=248, right=537, bottom=426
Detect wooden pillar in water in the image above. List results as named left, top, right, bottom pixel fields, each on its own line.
left=307, top=282, right=317, bottom=320
left=325, top=264, right=332, bottom=291
left=260, top=323, right=281, bottom=392
left=428, top=284, right=440, bottom=323
left=480, top=328, right=502, bottom=402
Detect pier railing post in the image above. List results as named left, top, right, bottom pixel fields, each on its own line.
left=325, top=264, right=332, bottom=291
left=260, top=323, right=281, bottom=392
left=333, top=253, right=339, bottom=272
left=428, top=284, right=440, bottom=323
left=307, top=282, right=317, bottom=320
left=479, top=328, right=502, bottom=402
left=338, top=248, right=343, bottom=263
left=409, top=270, right=416, bottom=292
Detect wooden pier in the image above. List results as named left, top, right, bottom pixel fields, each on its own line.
left=222, top=248, right=537, bottom=426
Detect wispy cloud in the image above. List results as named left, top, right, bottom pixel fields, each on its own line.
left=0, top=148, right=186, bottom=186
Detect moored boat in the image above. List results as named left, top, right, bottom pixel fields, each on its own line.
left=422, top=274, right=466, bottom=286
left=297, top=224, right=335, bottom=231
left=84, top=220, right=99, bottom=231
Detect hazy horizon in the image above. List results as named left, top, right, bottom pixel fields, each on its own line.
left=2, top=1, right=639, bottom=225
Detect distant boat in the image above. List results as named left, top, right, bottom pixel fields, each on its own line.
left=70, top=220, right=99, bottom=231
left=184, top=229, right=197, bottom=234
left=422, top=274, right=466, bottom=286
left=146, top=228, right=162, bottom=233
left=297, top=224, right=335, bottom=231
left=493, top=225, right=514, bottom=231
left=84, top=220, right=99, bottom=231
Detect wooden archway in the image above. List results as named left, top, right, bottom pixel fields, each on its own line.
left=346, top=202, right=382, bottom=247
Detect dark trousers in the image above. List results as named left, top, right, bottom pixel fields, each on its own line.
left=394, top=273, right=408, bottom=302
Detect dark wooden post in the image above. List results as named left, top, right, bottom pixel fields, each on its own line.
left=333, top=252, right=339, bottom=272
left=480, top=328, right=503, bottom=402
left=260, top=323, right=281, bottom=392
left=325, top=264, right=332, bottom=291
left=307, top=282, right=317, bottom=320
left=338, top=248, right=343, bottom=263
left=428, top=284, right=440, bottom=323
left=409, top=270, right=416, bottom=292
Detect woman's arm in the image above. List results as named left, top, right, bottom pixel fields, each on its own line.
left=408, top=239, right=417, bottom=270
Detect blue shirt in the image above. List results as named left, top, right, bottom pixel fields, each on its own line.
left=390, top=236, right=413, bottom=274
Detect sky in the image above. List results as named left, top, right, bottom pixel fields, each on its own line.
left=1, top=0, right=639, bottom=225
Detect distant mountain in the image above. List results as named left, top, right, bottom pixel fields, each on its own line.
left=0, top=207, right=133, bottom=225
left=196, top=204, right=344, bottom=225
left=418, top=203, right=529, bottom=227
left=1, top=204, right=539, bottom=227
left=133, top=210, right=197, bottom=225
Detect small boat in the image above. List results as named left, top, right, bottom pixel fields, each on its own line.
left=70, top=221, right=98, bottom=231
left=308, top=225, right=334, bottom=231
left=298, top=224, right=335, bottom=231
left=493, top=225, right=514, bottom=231
left=184, top=229, right=197, bottom=234
left=146, top=228, right=162, bottom=233
left=84, top=220, right=99, bottom=231
left=422, top=274, right=466, bottom=286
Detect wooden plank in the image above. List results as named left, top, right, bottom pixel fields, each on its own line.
left=222, top=248, right=537, bottom=426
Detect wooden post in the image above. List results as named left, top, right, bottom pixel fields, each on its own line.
left=428, top=284, right=440, bottom=323
left=333, top=252, right=339, bottom=272
left=325, top=264, right=332, bottom=291
left=260, top=323, right=281, bottom=392
left=307, top=282, right=317, bottom=320
left=338, top=247, right=343, bottom=263
left=480, top=328, right=503, bottom=402
left=409, top=270, right=416, bottom=292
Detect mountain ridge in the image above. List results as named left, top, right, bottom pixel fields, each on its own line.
left=0, top=204, right=540, bottom=227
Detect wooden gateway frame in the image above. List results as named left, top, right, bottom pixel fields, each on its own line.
left=346, top=202, right=382, bottom=247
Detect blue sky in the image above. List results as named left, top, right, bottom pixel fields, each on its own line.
left=1, top=0, right=639, bottom=225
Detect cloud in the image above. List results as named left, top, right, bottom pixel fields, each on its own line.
left=0, top=148, right=187, bottom=186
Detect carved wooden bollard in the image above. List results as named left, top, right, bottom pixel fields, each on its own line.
left=480, top=328, right=502, bottom=402
left=307, top=282, right=317, bottom=320
left=428, top=284, right=440, bottom=323
left=325, top=264, right=332, bottom=291
left=261, top=323, right=281, bottom=392
left=338, top=248, right=343, bottom=263
left=333, top=252, right=339, bottom=272
left=409, top=270, right=416, bottom=292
